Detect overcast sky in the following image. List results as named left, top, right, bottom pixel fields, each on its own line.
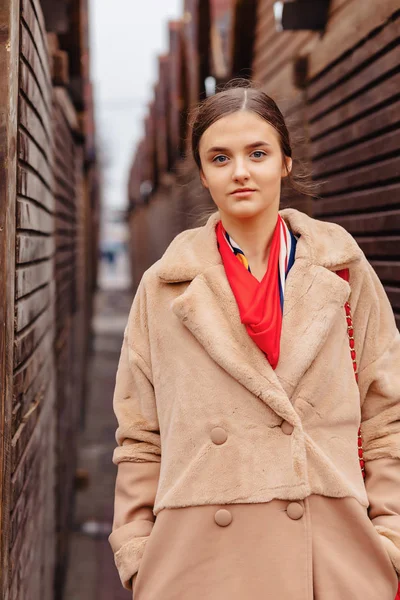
left=89, top=0, right=183, bottom=211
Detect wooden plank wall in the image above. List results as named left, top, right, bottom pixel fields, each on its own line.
left=72, top=143, right=86, bottom=414
left=10, top=0, right=57, bottom=598
left=308, top=9, right=400, bottom=329
left=155, top=56, right=169, bottom=175
left=0, top=0, right=21, bottom=595
left=168, top=21, right=184, bottom=166
left=183, top=0, right=203, bottom=108
left=52, top=86, right=86, bottom=593
left=1, top=0, right=96, bottom=597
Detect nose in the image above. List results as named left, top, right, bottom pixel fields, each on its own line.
left=232, top=158, right=250, bottom=183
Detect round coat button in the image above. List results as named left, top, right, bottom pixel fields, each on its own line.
left=286, top=502, right=304, bottom=520
left=210, top=427, right=228, bottom=445
left=281, top=421, right=294, bottom=435
left=214, top=509, right=232, bottom=527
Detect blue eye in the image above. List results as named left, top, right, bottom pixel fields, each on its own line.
left=212, top=155, right=228, bottom=164
left=251, top=150, right=266, bottom=159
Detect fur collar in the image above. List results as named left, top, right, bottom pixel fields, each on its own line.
left=156, top=208, right=363, bottom=283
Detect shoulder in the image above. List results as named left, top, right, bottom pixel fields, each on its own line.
left=131, top=218, right=215, bottom=296
left=142, top=225, right=205, bottom=284
left=281, top=208, right=364, bottom=269
left=151, top=212, right=221, bottom=283
left=282, top=209, right=393, bottom=319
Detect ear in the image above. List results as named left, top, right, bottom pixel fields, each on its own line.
left=282, top=157, right=292, bottom=178
left=200, top=169, right=209, bottom=189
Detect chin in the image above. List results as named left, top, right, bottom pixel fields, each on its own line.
left=228, top=201, right=266, bottom=219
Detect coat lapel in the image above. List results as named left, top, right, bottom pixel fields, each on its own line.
left=275, top=258, right=351, bottom=398
left=171, top=263, right=300, bottom=426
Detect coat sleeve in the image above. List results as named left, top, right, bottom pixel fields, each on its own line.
left=356, top=260, right=400, bottom=574
left=108, top=278, right=161, bottom=591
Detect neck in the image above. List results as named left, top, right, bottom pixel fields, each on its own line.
left=220, top=206, right=280, bottom=268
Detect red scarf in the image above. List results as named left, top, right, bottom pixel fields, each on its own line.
left=216, top=217, right=283, bottom=369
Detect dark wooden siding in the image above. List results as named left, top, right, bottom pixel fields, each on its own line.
left=0, top=0, right=20, bottom=594
left=0, top=0, right=99, bottom=597
left=154, top=57, right=169, bottom=177
left=52, top=86, right=87, bottom=592
left=308, top=10, right=400, bottom=328
left=183, top=0, right=211, bottom=106
left=10, top=0, right=57, bottom=598
left=167, top=21, right=184, bottom=167
left=252, top=0, right=352, bottom=86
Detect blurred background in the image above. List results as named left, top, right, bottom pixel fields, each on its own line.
left=0, top=0, right=399, bottom=598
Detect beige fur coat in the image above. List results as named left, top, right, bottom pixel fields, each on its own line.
left=109, top=209, right=400, bottom=598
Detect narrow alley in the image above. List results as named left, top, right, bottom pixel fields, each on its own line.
left=64, top=257, right=132, bottom=600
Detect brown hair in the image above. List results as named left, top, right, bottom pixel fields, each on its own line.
left=190, top=79, right=319, bottom=199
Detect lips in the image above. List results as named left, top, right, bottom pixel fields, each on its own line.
left=231, top=188, right=256, bottom=194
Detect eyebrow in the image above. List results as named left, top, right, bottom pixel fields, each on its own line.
left=206, top=140, right=272, bottom=154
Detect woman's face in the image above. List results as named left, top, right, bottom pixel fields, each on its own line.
left=198, top=110, right=292, bottom=221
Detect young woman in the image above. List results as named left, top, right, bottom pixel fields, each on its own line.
left=109, top=83, right=400, bottom=599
